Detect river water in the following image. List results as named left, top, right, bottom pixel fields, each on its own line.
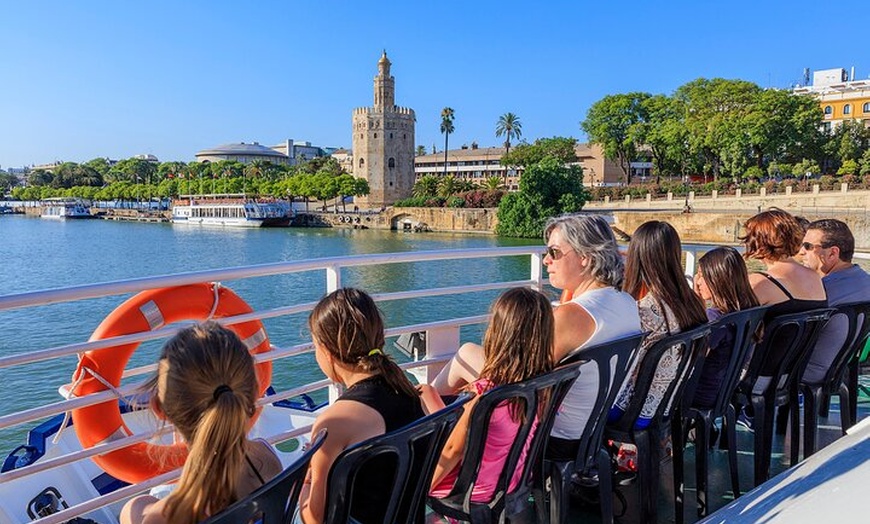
left=0, top=215, right=540, bottom=450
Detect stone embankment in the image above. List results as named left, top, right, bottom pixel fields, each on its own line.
left=586, top=185, right=870, bottom=250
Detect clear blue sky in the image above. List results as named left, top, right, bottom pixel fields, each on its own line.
left=0, top=0, right=865, bottom=169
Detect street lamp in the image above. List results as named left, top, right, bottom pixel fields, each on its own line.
left=682, top=174, right=691, bottom=213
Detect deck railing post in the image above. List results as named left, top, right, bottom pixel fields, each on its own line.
left=685, top=246, right=697, bottom=280
left=326, top=264, right=341, bottom=402
left=423, top=326, right=461, bottom=384
left=531, top=253, right=544, bottom=291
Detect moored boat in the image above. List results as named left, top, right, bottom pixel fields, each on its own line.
left=39, top=199, right=93, bottom=220
left=170, top=194, right=293, bottom=228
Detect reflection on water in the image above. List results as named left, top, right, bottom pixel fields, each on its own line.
left=0, top=216, right=538, bottom=448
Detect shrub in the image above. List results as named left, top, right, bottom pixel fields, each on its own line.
left=447, top=196, right=465, bottom=208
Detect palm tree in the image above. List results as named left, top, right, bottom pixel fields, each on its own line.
left=495, top=113, right=522, bottom=155
left=440, top=107, right=455, bottom=179
left=496, top=112, right=522, bottom=186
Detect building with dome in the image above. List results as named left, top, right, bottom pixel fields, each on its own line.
left=195, top=142, right=290, bottom=164
left=352, top=51, right=416, bottom=207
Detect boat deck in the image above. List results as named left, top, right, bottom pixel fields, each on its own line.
left=561, top=385, right=870, bottom=523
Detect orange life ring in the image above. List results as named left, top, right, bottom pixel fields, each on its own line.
left=70, top=283, right=272, bottom=484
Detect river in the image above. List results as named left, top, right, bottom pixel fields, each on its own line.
left=0, top=215, right=541, bottom=450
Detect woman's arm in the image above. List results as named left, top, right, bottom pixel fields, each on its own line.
left=418, top=384, right=447, bottom=415
left=430, top=394, right=478, bottom=489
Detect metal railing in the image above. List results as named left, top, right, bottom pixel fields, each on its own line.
left=0, top=246, right=545, bottom=524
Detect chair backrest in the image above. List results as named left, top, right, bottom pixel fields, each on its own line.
left=609, top=324, right=711, bottom=433
left=704, top=306, right=769, bottom=417
left=818, top=301, right=870, bottom=387
left=560, top=333, right=645, bottom=472
left=739, top=308, right=834, bottom=398
left=443, top=362, right=583, bottom=517
left=324, top=393, right=471, bottom=524
left=202, top=429, right=327, bottom=524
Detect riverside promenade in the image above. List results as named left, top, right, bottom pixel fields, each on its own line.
left=585, top=185, right=870, bottom=249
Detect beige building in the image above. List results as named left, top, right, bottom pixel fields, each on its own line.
left=413, top=142, right=625, bottom=189
left=352, top=52, right=416, bottom=207
left=415, top=144, right=521, bottom=189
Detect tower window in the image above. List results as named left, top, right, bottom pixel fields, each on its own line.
left=390, top=133, right=393, bottom=139
left=388, top=158, right=395, bottom=169
left=864, top=102, right=870, bottom=113
left=824, top=105, right=833, bottom=115
left=844, top=104, right=851, bottom=115
left=359, top=158, right=365, bottom=168
left=374, top=133, right=378, bottom=139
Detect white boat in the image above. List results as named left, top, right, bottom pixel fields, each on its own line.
left=170, top=194, right=293, bottom=228
left=39, top=199, right=93, bottom=220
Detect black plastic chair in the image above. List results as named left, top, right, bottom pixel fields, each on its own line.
left=202, top=428, right=326, bottom=524
left=799, top=301, right=870, bottom=457
left=541, top=333, right=645, bottom=524
left=671, top=306, right=767, bottom=523
left=732, top=307, right=833, bottom=486
left=324, top=393, right=471, bottom=524
left=427, top=362, right=584, bottom=524
left=605, top=323, right=711, bottom=524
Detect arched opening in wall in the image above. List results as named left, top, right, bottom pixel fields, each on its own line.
left=388, top=158, right=395, bottom=169
left=844, top=104, right=851, bottom=115
left=824, top=105, right=833, bottom=115
left=374, top=133, right=378, bottom=139
left=359, top=158, right=365, bottom=168
left=390, top=133, right=393, bottom=139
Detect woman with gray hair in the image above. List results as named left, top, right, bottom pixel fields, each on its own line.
left=432, top=213, right=641, bottom=460
left=543, top=213, right=641, bottom=460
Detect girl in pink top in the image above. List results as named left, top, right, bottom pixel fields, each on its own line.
left=420, top=287, right=554, bottom=502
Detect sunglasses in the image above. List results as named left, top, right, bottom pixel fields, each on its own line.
left=801, top=241, right=828, bottom=251
left=543, top=246, right=567, bottom=260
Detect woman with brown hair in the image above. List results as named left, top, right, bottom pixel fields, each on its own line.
left=121, top=322, right=282, bottom=524
left=611, top=220, right=708, bottom=428
left=300, top=287, right=424, bottom=524
left=692, top=246, right=761, bottom=408
left=741, top=208, right=826, bottom=318
left=740, top=208, right=826, bottom=395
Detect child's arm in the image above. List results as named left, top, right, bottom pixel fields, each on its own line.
left=430, top=394, right=479, bottom=489
left=430, top=342, right=484, bottom=395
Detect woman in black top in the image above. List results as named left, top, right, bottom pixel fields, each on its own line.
left=299, top=288, right=424, bottom=524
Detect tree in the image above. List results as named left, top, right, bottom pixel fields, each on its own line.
left=415, top=145, right=427, bottom=156
left=582, top=92, right=650, bottom=183
left=743, top=89, right=823, bottom=169
left=440, top=107, right=455, bottom=178
left=83, top=158, right=111, bottom=178
left=501, top=136, right=579, bottom=167
left=483, top=176, right=504, bottom=191
left=413, top=175, right=440, bottom=197
left=495, top=113, right=523, bottom=156
left=496, top=156, right=588, bottom=237
left=437, top=175, right=461, bottom=198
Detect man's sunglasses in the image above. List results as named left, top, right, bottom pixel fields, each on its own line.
left=801, top=241, right=829, bottom=251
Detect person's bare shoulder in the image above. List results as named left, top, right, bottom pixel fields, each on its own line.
left=120, top=495, right=163, bottom=524
left=317, top=398, right=386, bottom=447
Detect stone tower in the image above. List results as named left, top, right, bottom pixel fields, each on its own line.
left=352, top=51, right=416, bottom=208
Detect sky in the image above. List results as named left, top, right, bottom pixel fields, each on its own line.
left=0, top=0, right=866, bottom=169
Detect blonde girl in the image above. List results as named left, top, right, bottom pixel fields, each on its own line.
left=121, top=321, right=281, bottom=524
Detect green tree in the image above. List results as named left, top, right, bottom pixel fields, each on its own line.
left=83, top=158, right=111, bottom=178
left=413, top=174, right=440, bottom=197
left=440, top=107, right=455, bottom=178
left=859, top=150, right=870, bottom=176
left=495, top=112, right=523, bottom=156
left=837, top=159, right=859, bottom=176
left=415, top=145, right=427, bottom=156
left=496, top=156, right=587, bottom=237
left=792, top=158, right=820, bottom=178
left=743, top=89, right=823, bottom=169
left=582, top=92, right=650, bottom=183
left=483, top=176, right=504, bottom=191
left=437, top=175, right=461, bottom=198
left=501, top=137, right=579, bottom=167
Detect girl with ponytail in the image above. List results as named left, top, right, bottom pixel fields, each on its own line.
left=300, top=287, right=424, bottom=524
left=121, top=322, right=282, bottom=524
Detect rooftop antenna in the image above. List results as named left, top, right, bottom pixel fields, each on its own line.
left=802, top=68, right=810, bottom=86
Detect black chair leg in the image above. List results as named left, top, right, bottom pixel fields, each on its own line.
left=597, top=448, right=614, bottom=524
left=838, top=386, right=852, bottom=433
left=695, top=417, right=709, bottom=519
left=635, top=431, right=659, bottom=524
left=849, top=361, right=859, bottom=427
left=803, top=388, right=820, bottom=459
left=672, top=417, right=686, bottom=524
left=546, top=461, right=570, bottom=524
left=789, top=390, right=802, bottom=465
left=819, top=392, right=831, bottom=418
left=752, top=396, right=773, bottom=486
left=724, top=406, right=740, bottom=498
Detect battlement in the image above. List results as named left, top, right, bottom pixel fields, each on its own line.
left=353, top=106, right=415, bottom=116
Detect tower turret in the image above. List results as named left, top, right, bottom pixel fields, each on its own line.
left=374, top=50, right=395, bottom=109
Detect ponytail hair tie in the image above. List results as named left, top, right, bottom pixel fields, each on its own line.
left=213, top=384, right=233, bottom=400
left=368, top=348, right=383, bottom=357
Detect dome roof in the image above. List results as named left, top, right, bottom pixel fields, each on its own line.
left=196, top=142, right=288, bottom=158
